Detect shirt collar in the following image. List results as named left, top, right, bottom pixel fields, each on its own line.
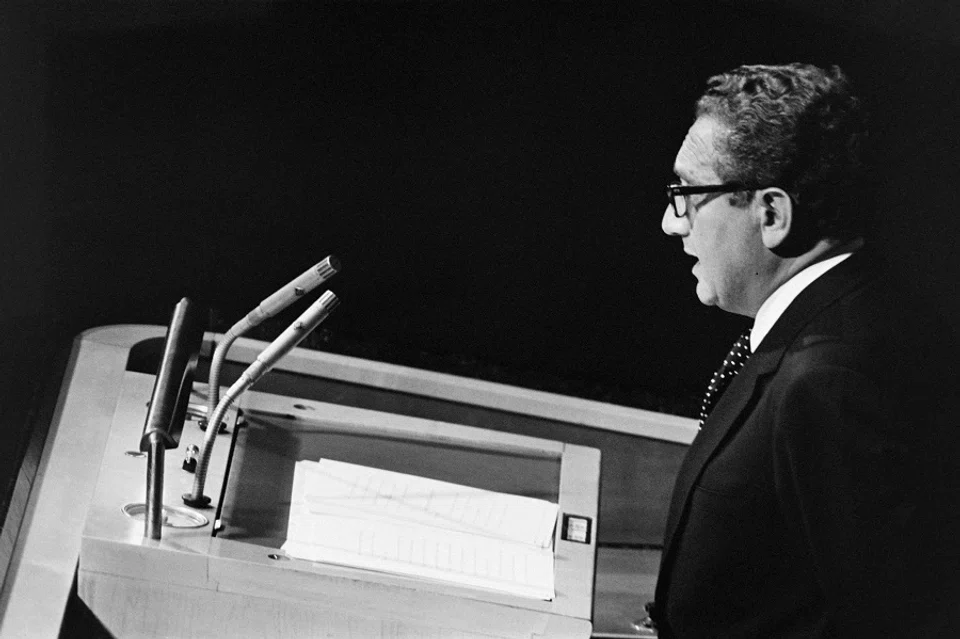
left=750, top=252, right=854, bottom=352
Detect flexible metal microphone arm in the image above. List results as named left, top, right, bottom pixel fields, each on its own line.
left=185, top=291, right=340, bottom=508
left=205, top=256, right=340, bottom=427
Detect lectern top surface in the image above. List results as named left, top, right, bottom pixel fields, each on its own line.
left=216, top=407, right=561, bottom=549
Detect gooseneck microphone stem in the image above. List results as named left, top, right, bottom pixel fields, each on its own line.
left=184, top=384, right=243, bottom=508
left=206, top=256, right=340, bottom=424
left=185, top=291, right=340, bottom=508
left=204, top=326, right=244, bottom=431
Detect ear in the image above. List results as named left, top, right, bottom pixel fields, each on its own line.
left=756, top=188, right=793, bottom=250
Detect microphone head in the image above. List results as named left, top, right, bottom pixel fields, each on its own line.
left=243, top=290, right=341, bottom=385
left=315, top=255, right=341, bottom=282
left=315, top=289, right=340, bottom=315
left=254, top=256, right=342, bottom=321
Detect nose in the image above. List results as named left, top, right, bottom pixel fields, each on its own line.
left=661, top=203, right=688, bottom=236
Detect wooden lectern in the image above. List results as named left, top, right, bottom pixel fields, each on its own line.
left=0, top=325, right=695, bottom=637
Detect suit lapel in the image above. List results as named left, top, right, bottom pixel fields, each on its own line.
left=658, top=251, right=879, bottom=598
left=660, top=350, right=778, bottom=546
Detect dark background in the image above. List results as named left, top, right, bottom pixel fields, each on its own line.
left=2, top=1, right=959, bottom=529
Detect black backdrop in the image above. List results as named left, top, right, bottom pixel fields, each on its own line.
left=2, top=1, right=960, bottom=526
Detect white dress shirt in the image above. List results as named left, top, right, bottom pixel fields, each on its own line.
left=750, top=252, right=854, bottom=353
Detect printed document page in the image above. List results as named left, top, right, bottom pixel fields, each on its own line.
left=281, top=459, right=559, bottom=600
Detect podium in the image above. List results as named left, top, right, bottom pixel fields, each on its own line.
left=0, top=326, right=696, bottom=637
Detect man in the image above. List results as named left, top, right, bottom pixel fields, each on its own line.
left=652, top=63, right=960, bottom=638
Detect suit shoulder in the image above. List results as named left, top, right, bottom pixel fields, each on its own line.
left=784, top=273, right=955, bottom=372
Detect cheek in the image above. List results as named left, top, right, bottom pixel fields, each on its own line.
left=691, top=231, right=715, bottom=267
left=693, top=235, right=734, bottom=292
left=694, top=219, right=741, bottom=269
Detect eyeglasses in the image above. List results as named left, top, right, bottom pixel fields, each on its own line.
left=666, top=182, right=768, bottom=218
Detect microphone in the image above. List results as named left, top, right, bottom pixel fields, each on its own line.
left=205, top=256, right=340, bottom=427
left=235, top=257, right=341, bottom=333
left=184, top=291, right=340, bottom=507
left=232, top=290, right=341, bottom=390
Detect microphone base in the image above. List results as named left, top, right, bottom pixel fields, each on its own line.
left=198, top=418, right=228, bottom=434
left=181, top=493, right=212, bottom=509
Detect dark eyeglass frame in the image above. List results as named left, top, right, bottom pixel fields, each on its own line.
left=666, top=182, right=770, bottom=218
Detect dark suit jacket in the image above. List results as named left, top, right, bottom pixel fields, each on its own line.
left=653, top=251, right=960, bottom=638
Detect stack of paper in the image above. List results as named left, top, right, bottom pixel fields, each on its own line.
left=282, top=459, right=559, bottom=600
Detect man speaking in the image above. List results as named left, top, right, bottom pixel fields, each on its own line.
left=651, top=63, right=960, bottom=638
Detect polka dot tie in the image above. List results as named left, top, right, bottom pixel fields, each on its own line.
left=699, top=329, right=752, bottom=429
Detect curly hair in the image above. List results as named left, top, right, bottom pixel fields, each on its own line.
left=695, top=63, right=867, bottom=248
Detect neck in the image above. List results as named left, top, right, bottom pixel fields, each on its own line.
left=747, top=237, right=863, bottom=317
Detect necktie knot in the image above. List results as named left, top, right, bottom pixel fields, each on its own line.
left=699, top=329, right=752, bottom=428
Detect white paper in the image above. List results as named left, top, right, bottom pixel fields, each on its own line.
left=282, top=459, right=558, bottom=600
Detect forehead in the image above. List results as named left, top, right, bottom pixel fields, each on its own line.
left=673, top=116, right=724, bottom=184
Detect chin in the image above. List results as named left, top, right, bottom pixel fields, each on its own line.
left=695, top=284, right=718, bottom=307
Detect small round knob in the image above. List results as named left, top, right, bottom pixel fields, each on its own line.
left=182, top=445, right=199, bottom=473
